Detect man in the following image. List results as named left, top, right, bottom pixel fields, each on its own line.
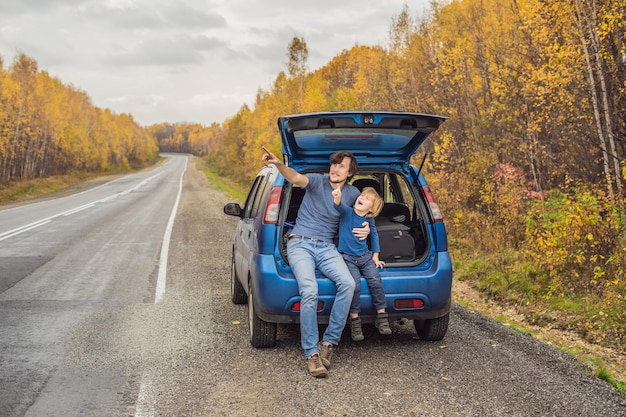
left=261, top=146, right=369, bottom=377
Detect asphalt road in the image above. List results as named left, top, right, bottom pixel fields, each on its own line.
left=0, top=154, right=187, bottom=416
left=1, top=154, right=625, bottom=417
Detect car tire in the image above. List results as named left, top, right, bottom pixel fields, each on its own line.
left=230, top=256, right=247, bottom=304
left=414, top=312, right=449, bottom=341
left=248, top=283, right=277, bottom=348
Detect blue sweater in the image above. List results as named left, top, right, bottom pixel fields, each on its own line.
left=334, top=201, right=380, bottom=256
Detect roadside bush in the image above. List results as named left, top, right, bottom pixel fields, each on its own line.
left=523, top=182, right=626, bottom=349
left=430, top=157, right=532, bottom=253
left=448, top=179, right=626, bottom=352
left=524, top=182, right=626, bottom=298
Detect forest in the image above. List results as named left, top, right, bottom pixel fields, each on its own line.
left=0, top=54, right=159, bottom=184
left=1, top=0, right=624, bottom=380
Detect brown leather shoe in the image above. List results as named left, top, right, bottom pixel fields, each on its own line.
left=307, top=353, right=328, bottom=378
left=318, top=342, right=334, bottom=369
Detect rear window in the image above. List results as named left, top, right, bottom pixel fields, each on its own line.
left=293, top=129, right=416, bottom=152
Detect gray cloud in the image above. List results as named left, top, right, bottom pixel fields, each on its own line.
left=0, top=0, right=429, bottom=125
left=81, top=2, right=226, bottom=30
left=0, top=0, right=88, bottom=14
left=105, top=34, right=227, bottom=67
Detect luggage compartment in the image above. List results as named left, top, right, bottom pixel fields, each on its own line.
left=376, top=217, right=416, bottom=262
left=281, top=172, right=430, bottom=266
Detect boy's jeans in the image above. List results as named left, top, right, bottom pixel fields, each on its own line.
left=287, top=237, right=355, bottom=359
left=342, top=251, right=387, bottom=313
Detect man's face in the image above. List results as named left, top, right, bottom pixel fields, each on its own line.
left=329, top=156, right=353, bottom=184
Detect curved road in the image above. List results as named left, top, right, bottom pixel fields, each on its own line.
left=1, top=154, right=625, bottom=417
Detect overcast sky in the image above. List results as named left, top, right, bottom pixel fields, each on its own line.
left=0, top=0, right=430, bottom=126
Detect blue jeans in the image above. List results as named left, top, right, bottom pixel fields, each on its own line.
left=342, top=251, right=387, bottom=313
left=287, top=237, right=355, bottom=359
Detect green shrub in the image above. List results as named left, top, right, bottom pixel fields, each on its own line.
left=524, top=182, right=626, bottom=299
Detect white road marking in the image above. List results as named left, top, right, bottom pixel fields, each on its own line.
left=0, top=173, right=162, bottom=241
left=154, top=161, right=186, bottom=304
left=0, top=219, right=52, bottom=241
left=134, top=157, right=187, bottom=417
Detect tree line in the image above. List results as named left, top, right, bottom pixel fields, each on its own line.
left=0, top=54, right=159, bottom=184
left=198, top=0, right=625, bottom=193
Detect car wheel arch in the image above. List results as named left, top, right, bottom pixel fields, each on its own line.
left=230, top=252, right=247, bottom=304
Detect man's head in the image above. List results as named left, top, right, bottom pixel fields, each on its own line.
left=356, top=187, right=384, bottom=218
left=329, top=151, right=358, bottom=185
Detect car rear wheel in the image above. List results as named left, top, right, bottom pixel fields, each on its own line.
left=230, top=256, right=247, bottom=304
left=248, top=283, right=277, bottom=348
left=414, top=312, right=449, bottom=341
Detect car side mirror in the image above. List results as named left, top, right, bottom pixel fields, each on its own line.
left=223, top=202, right=243, bottom=218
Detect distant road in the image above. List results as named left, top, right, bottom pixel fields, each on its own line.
left=0, top=154, right=188, bottom=416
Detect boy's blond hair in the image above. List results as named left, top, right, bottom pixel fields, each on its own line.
left=361, top=187, right=384, bottom=218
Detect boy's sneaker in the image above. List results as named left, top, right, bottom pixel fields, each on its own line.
left=307, top=353, right=328, bottom=378
left=350, top=317, right=364, bottom=342
left=375, top=312, right=392, bottom=335
left=318, top=342, right=334, bottom=369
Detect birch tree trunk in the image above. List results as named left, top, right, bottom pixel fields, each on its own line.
left=574, top=0, right=615, bottom=199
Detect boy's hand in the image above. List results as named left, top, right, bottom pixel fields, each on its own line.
left=332, top=188, right=341, bottom=206
left=372, top=253, right=385, bottom=269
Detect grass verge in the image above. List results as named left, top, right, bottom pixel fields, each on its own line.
left=0, top=159, right=165, bottom=206
left=194, top=157, right=247, bottom=202
left=0, top=172, right=116, bottom=205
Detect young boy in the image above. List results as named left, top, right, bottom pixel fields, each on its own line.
left=332, top=186, right=392, bottom=341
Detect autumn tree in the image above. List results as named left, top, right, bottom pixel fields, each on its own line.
left=287, top=36, right=309, bottom=108
left=572, top=0, right=625, bottom=199
left=0, top=53, right=158, bottom=184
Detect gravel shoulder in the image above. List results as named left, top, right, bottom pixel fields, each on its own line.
left=144, top=159, right=625, bottom=416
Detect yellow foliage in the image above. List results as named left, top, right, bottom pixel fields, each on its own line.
left=0, top=53, right=158, bottom=182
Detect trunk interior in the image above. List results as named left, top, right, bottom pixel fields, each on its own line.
left=280, top=171, right=430, bottom=266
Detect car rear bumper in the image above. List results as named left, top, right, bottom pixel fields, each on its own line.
left=252, top=251, right=453, bottom=324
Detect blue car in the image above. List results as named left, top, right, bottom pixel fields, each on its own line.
left=223, top=111, right=452, bottom=348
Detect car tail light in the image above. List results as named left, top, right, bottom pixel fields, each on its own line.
left=422, top=185, right=443, bottom=222
left=263, top=186, right=283, bottom=224
left=395, top=299, right=424, bottom=309
left=291, top=301, right=324, bottom=311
